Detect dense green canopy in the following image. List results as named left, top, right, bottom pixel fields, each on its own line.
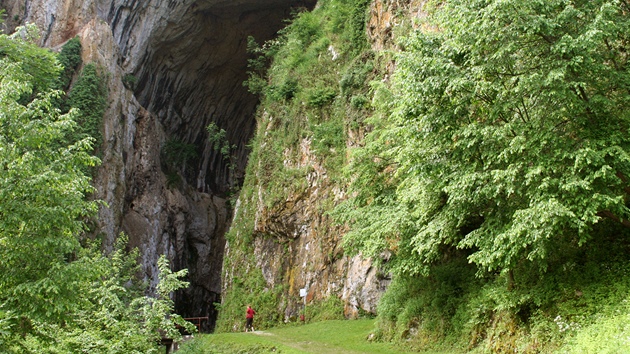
left=338, top=0, right=630, bottom=275
left=0, top=24, right=99, bottom=323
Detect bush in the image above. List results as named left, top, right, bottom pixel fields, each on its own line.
left=207, top=122, right=235, bottom=159
left=122, top=74, right=137, bottom=90
left=374, top=257, right=481, bottom=350
left=216, top=251, right=284, bottom=333
left=558, top=299, right=630, bottom=354
left=350, top=94, right=368, bottom=108
left=303, top=296, right=345, bottom=323
left=268, top=77, right=299, bottom=101
left=290, top=10, right=322, bottom=46
left=349, top=0, right=371, bottom=50
left=57, top=36, right=82, bottom=89
left=305, top=86, right=336, bottom=107
left=339, top=56, right=373, bottom=95
left=67, top=63, right=107, bottom=150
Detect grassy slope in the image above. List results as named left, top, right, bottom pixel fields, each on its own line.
left=178, top=319, right=459, bottom=353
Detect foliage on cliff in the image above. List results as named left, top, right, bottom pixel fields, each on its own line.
left=67, top=63, right=107, bottom=153
left=0, top=25, right=193, bottom=353
left=217, top=0, right=375, bottom=332
left=335, top=0, right=630, bottom=352
left=56, top=36, right=82, bottom=90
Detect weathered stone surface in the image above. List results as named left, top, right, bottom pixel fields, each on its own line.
left=218, top=0, right=429, bottom=321
left=367, top=0, right=427, bottom=51
left=240, top=134, right=390, bottom=320
left=1, top=0, right=313, bottom=330
left=0, top=0, right=418, bottom=330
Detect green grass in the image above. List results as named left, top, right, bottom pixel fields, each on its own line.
left=177, top=319, right=456, bottom=353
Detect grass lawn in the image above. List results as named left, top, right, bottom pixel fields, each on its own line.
left=176, top=319, right=458, bottom=353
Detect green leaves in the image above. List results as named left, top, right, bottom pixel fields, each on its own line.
left=67, top=63, right=107, bottom=150
left=0, top=28, right=193, bottom=353
left=0, top=29, right=101, bottom=349
left=340, top=0, right=630, bottom=275
left=57, top=36, right=82, bottom=89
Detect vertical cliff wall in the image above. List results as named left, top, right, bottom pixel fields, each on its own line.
left=212, top=0, right=437, bottom=331
left=216, top=0, right=429, bottom=330
left=1, top=0, right=313, bottom=331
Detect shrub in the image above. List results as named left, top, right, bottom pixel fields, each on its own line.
left=216, top=262, right=284, bottom=332
left=207, top=122, right=234, bottom=159
left=122, top=74, right=137, bottom=90
left=67, top=63, right=107, bottom=152
left=304, top=296, right=345, bottom=322
left=57, top=36, right=82, bottom=90
left=558, top=300, right=630, bottom=354
left=339, top=56, right=374, bottom=95
left=349, top=0, right=371, bottom=50
left=305, top=86, right=336, bottom=107
left=350, top=94, right=368, bottom=108
left=268, top=77, right=299, bottom=101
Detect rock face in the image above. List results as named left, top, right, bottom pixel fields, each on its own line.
left=1, top=0, right=421, bottom=330
left=222, top=0, right=431, bottom=318
left=247, top=145, right=389, bottom=318
left=217, top=0, right=431, bottom=324
left=1, top=0, right=314, bottom=330
left=367, top=0, right=427, bottom=51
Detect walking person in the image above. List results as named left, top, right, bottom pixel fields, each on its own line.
left=245, top=305, right=256, bottom=332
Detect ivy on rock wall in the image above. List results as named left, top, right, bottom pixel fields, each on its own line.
left=67, top=63, right=107, bottom=154
left=57, top=36, right=82, bottom=90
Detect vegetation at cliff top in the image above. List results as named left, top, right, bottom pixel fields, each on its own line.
left=0, top=24, right=193, bottom=353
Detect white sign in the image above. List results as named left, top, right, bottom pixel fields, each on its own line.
left=299, top=288, right=307, bottom=297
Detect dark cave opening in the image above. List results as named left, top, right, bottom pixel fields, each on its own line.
left=110, top=0, right=316, bottom=332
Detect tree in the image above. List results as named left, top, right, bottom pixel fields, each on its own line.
left=0, top=25, right=99, bottom=330
left=18, top=237, right=195, bottom=354
left=0, top=26, right=194, bottom=352
left=338, top=0, right=630, bottom=276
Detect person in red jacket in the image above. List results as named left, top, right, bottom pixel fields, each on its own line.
left=245, top=305, right=256, bottom=332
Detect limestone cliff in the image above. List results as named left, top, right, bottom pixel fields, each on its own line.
left=217, top=0, right=428, bottom=329
left=1, top=0, right=423, bottom=331
left=1, top=0, right=313, bottom=330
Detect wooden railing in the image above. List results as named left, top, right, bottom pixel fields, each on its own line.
left=183, top=316, right=209, bottom=333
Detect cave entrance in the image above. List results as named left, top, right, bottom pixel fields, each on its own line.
left=113, top=0, right=315, bottom=332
